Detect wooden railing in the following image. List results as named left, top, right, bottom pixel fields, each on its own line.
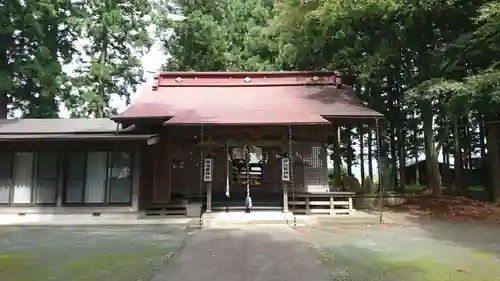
left=288, top=191, right=355, bottom=215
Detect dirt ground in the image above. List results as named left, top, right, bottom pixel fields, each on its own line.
left=303, top=214, right=500, bottom=281
left=0, top=224, right=190, bottom=281
left=2, top=214, right=500, bottom=281
left=387, top=196, right=500, bottom=223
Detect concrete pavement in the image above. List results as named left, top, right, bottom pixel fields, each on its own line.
left=151, top=225, right=331, bottom=281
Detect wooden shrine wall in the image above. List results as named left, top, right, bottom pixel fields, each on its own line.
left=146, top=125, right=332, bottom=204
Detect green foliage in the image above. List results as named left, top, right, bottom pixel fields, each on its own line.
left=0, top=0, right=78, bottom=118
left=158, top=0, right=278, bottom=71
left=328, top=167, right=347, bottom=189
left=363, top=176, right=374, bottom=194
left=66, top=0, right=152, bottom=117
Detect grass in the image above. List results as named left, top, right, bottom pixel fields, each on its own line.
left=404, top=184, right=486, bottom=194
left=318, top=248, right=500, bottom=281
left=0, top=226, right=190, bottom=281
left=0, top=247, right=183, bottom=281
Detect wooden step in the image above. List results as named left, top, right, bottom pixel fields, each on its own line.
left=211, top=201, right=283, bottom=212
left=145, top=203, right=187, bottom=216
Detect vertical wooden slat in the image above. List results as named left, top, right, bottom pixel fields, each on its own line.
left=152, top=136, right=171, bottom=203
left=333, top=125, right=342, bottom=189
left=131, top=142, right=142, bottom=212
left=166, top=135, right=173, bottom=200
left=138, top=145, right=154, bottom=209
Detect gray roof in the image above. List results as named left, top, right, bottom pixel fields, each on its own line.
left=0, top=133, right=156, bottom=141
left=0, top=118, right=118, bottom=134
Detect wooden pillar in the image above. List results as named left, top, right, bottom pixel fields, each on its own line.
left=206, top=182, right=212, bottom=213
left=330, top=195, right=335, bottom=216
left=152, top=135, right=171, bottom=203
left=333, top=125, right=342, bottom=189
left=282, top=182, right=289, bottom=212
left=56, top=151, right=65, bottom=207
left=131, top=143, right=142, bottom=212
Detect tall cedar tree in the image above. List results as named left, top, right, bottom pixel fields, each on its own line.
left=69, top=0, right=152, bottom=117
left=0, top=0, right=76, bottom=118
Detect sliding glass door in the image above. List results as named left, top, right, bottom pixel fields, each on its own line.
left=12, top=152, right=34, bottom=204
left=65, top=152, right=85, bottom=203
left=64, top=150, right=133, bottom=205
left=0, top=149, right=133, bottom=206
left=84, top=151, right=107, bottom=203
left=108, top=151, right=132, bottom=203
left=34, top=152, right=58, bottom=204
left=0, top=153, right=12, bottom=204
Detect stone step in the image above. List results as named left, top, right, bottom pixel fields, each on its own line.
left=210, top=202, right=284, bottom=213
left=202, top=211, right=306, bottom=227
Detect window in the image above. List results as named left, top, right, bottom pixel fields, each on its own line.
left=35, top=152, right=58, bottom=204
left=0, top=151, right=58, bottom=205
left=0, top=153, right=12, bottom=204
left=12, top=152, right=34, bottom=203
left=303, top=146, right=324, bottom=168
left=65, top=152, right=85, bottom=203
left=108, top=151, right=132, bottom=203
left=64, top=151, right=133, bottom=205
left=85, top=151, right=107, bottom=203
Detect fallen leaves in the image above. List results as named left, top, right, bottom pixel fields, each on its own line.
left=387, top=196, right=500, bottom=223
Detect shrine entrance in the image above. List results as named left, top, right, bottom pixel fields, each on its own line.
left=209, top=144, right=284, bottom=212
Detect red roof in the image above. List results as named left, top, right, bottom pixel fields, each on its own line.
left=115, top=71, right=382, bottom=125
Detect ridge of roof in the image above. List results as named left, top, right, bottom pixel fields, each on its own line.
left=152, top=71, right=343, bottom=89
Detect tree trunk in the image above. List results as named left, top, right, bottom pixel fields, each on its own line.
left=421, top=102, right=442, bottom=195
left=413, top=111, right=420, bottom=185
left=346, top=127, right=353, bottom=176
left=359, top=125, right=365, bottom=186
left=96, top=15, right=109, bottom=118
left=466, top=124, right=473, bottom=171
left=459, top=116, right=469, bottom=194
left=415, top=152, right=420, bottom=185
left=486, top=119, right=500, bottom=203
left=378, top=120, right=391, bottom=190
left=442, top=148, right=452, bottom=190
left=333, top=125, right=342, bottom=189
left=437, top=116, right=450, bottom=188
left=0, top=48, right=8, bottom=118
left=397, top=123, right=406, bottom=191
left=480, top=119, right=486, bottom=160
left=452, top=116, right=463, bottom=193
left=368, top=128, right=374, bottom=180
left=389, top=125, right=398, bottom=190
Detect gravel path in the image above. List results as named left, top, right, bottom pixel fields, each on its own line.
left=151, top=225, right=332, bottom=281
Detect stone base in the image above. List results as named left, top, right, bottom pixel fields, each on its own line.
left=186, top=203, right=202, bottom=217
left=355, top=194, right=407, bottom=209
